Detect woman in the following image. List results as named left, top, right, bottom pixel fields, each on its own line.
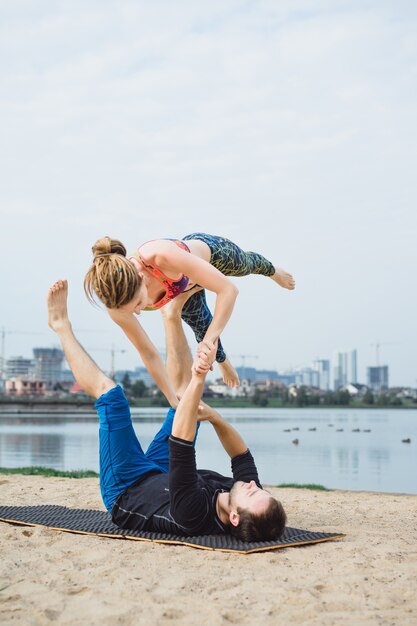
left=84, top=233, right=295, bottom=405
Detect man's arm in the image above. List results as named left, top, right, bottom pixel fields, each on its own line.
left=198, top=403, right=261, bottom=486
left=167, top=341, right=218, bottom=534
left=171, top=341, right=217, bottom=441
left=199, top=405, right=248, bottom=457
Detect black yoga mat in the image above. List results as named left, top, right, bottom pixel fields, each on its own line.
left=0, top=505, right=344, bottom=554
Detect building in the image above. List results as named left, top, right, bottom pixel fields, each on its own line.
left=33, top=347, right=65, bottom=388
left=132, top=367, right=154, bottom=387
left=333, top=349, right=358, bottom=389
left=295, top=367, right=320, bottom=388
left=115, top=367, right=154, bottom=387
left=342, top=383, right=368, bottom=397
left=60, top=370, right=75, bottom=384
left=333, top=352, right=345, bottom=390
left=276, top=373, right=296, bottom=386
left=5, top=379, right=47, bottom=397
left=313, top=359, right=330, bottom=390
left=208, top=379, right=251, bottom=398
left=235, top=367, right=257, bottom=383
left=5, top=356, right=34, bottom=379
left=254, top=369, right=279, bottom=382
left=235, top=367, right=279, bottom=383
left=367, top=366, right=389, bottom=392
left=350, top=350, right=358, bottom=384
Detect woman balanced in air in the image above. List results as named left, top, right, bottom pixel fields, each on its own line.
left=84, top=232, right=295, bottom=407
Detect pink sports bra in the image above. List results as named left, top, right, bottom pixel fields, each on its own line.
left=129, top=239, right=191, bottom=311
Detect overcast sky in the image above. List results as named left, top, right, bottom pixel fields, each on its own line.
left=1, top=1, right=416, bottom=386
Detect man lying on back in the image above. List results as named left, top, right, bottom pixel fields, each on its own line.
left=47, top=279, right=286, bottom=541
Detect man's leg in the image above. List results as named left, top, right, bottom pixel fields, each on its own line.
left=47, top=280, right=115, bottom=400
left=161, top=291, right=195, bottom=396
left=144, top=293, right=199, bottom=470
left=47, top=280, right=161, bottom=510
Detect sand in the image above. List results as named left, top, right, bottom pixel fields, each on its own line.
left=0, top=475, right=416, bottom=626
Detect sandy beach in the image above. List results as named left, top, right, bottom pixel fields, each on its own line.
left=0, top=475, right=416, bottom=626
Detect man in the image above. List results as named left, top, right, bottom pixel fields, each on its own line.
left=47, top=280, right=286, bottom=541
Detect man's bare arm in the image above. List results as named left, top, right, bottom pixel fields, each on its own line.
left=171, top=341, right=217, bottom=442
left=198, top=405, right=248, bottom=458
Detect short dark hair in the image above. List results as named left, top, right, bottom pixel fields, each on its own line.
left=229, top=498, right=287, bottom=542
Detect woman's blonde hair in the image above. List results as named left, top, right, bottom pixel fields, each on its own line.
left=84, top=237, right=142, bottom=309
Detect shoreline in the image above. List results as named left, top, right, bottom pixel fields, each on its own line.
left=1, top=400, right=416, bottom=414
left=1, top=474, right=416, bottom=625
left=1, top=465, right=416, bottom=497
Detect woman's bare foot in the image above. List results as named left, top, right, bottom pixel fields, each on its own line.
left=161, top=286, right=203, bottom=319
left=219, top=357, right=240, bottom=388
left=271, top=267, right=295, bottom=290
left=197, top=400, right=221, bottom=422
left=47, top=280, right=71, bottom=333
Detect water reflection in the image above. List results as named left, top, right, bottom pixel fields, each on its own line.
left=0, top=433, right=64, bottom=469
left=0, top=408, right=416, bottom=493
left=337, top=447, right=360, bottom=476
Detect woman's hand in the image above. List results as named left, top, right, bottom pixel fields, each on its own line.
left=192, top=340, right=217, bottom=375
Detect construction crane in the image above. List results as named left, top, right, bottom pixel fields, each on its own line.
left=88, top=344, right=126, bottom=378
left=370, top=342, right=397, bottom=366
left=231, top=354, right=259, bottom=381
left=73, top=329, right=130, bottom=378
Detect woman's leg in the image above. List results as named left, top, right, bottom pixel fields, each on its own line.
left=180, top=234, right=294, bottom=386
left=180, top=290, right=226, bottom=363
left=180, top=290, right=239, bottom=387
left=183, top=233, right=295, bottom=289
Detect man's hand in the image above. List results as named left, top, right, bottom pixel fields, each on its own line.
left=192, top=339, right=217, bottom=376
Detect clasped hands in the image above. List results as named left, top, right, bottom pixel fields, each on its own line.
left=192, top=339, right=218, bottom=376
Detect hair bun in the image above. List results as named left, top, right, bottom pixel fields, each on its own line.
left=92, top=237, right=127, bottom=258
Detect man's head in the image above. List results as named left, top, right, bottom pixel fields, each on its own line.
left=227, top=481, right=286, bottom=542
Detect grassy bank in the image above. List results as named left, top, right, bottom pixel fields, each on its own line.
left=0, top=466, right=329, bottom=490
left=1, top=395, right=416, bottom=410
left=0, top=466, right=98, bottom=478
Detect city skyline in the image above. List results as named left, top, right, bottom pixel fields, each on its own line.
left=1, top=342, right=402, bottom=391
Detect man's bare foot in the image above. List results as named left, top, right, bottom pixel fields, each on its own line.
left=161, top=286, right=203, bottom=319
left=219, top=357, right=240, bottom=388
left=47, top=280, right=71, bottom=333
left=271, top=267, right=295, bottom=290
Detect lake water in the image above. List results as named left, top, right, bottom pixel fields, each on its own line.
left=0, top=407, right=416, bottom=494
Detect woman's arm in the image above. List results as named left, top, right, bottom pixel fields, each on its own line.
left=107, top=308, right=178, bottom=408
left=154, top=241, right=239, bottom=345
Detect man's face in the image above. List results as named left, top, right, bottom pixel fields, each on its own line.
left=229, top=480, right=273, bottom=516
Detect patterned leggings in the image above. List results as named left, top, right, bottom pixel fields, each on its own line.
left=181, top=233, right=275, bottom=363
